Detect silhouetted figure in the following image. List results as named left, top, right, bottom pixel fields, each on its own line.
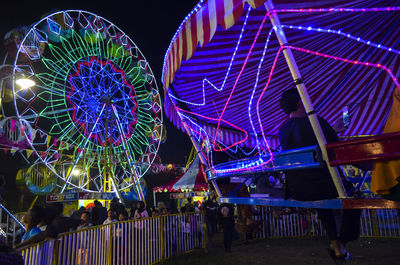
left=278, top=89, right=361, bottom=260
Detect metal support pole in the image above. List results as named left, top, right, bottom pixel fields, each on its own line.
left=181, top=122, right=223, bottom=198
left=265, top=0, right=347, bottom=198
left=153, top=190, right=157, bottom=208
left=167, top=91, right=223, bottom=198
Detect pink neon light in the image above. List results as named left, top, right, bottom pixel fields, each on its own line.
left=273, top=7, right=400, bottom=14
left=212, top=11, right=270, bottom=151
left=255, top=45, right=400, bottom=149
left=179, top=111, right=275, bottom=175
left=180, top=120, right=212, bottom=168
left=285, top=45, right=400, bottom=89
left=256, top=47, right=283, bottom=149
left=175, top=106, right=249, bottom=151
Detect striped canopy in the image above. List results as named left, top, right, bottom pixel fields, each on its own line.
left=153, top=156, right=208, bottom=192
left=162, top=0, right=400, bottom=151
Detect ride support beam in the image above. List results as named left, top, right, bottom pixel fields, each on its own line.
left=265, top=0, right=347, bottom=198
left=181, top=122, right=223, bottom=198
left=166, top=90, right=223, bottom=198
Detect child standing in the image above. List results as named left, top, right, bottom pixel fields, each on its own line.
left=219, top=203, right=235, bottom=253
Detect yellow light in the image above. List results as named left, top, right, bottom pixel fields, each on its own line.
left=72, top=169, right=81, bottom=176
left=16, top=78, right=35, bottom=89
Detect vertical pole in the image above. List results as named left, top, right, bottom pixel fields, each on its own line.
left=153, top=190, right=157, bottom=208
left=108, top=225, right=113, bottom=265
left=167, top=89, right=223, bottom=197
left=264, top=0, right=347, bottom=198
left=181, top=122, right=223, bottom=197
left=160, top=216, right=165, bottom=260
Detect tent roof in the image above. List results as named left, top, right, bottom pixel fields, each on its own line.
left=153, top=156, right=208, bottom=192
left=162, top=0, right=400, bottom=150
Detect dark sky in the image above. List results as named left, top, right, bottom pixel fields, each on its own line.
left=0, top=0, right=196, bottom=164
left=0, top=0, right=197, bottom=202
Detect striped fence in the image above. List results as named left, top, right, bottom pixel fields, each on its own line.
left=20, top=211, right=205, bottom=265
left=19, top=208, right=400, bottom=265
left=252, top=207, right=400, bottom=239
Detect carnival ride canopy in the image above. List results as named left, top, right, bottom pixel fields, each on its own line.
left=153, top=156, right=208, bottom=192
left=162, top=0, right=400, bottom=157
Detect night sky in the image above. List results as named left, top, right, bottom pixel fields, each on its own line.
left=0, top=0, right=197, bottom=206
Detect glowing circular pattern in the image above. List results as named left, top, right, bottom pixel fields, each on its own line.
left=66, top=57, right=138, bottom=146
left=12, top=10, right=163, bottom=195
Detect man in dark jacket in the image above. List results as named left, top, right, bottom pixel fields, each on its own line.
left=278, top=88, right=361, bottom=260
left=219, top=203, right=235, bottom=253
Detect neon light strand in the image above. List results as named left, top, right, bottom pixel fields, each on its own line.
left=177, top=105, right=270, bottom=174
left=168, top=6, right=252, bottom=107
left=213, top=10, right=270, bottom=151
left=285, top=45, right=400, bottom=89
left=282, top=24, right=400, bottom=55
left=14, top=10, right=163, bottom=194
left=274, top=7, right=400, bottom=13
left=255, top=45, right=400, bottom=149
left=256, top=46, right=283, bottom=150
left=248, top=28, right=274, bottom=153
left=174, top=106, right=249, bottom=151
left=180, top=118, right=269, bottom=175
left=162, top=4, right=400, bottom=84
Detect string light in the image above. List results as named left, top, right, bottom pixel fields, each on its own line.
left=285, top=45, right=400, bottom=89
left=282, top=24, right=400, bottom=55
left=168, top=6, right=252, bottom=107
left=161, top=0, right=205, bottom=82
left=273, top=7, right=400, bottom=14
left=213, top=10, right=270, bottom=152
left=162, top=3, right=400, bottom=177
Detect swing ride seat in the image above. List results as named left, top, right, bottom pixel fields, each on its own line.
left=206, top=145, right=323, bottom=180
left=208, top=143, right=400, bottom=209
left=326, top=132, right=400, bottom=166
left=219, top=196, right=400, bottom=209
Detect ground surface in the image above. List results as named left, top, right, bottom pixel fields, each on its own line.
left=162, top=234, right=400, bottom=265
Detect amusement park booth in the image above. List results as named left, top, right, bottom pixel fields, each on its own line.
left=153, top=156, right=209, bottom=210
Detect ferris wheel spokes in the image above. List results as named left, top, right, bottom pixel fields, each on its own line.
left=111, top=104, right=144, bottom=200
left=60, top=103, right=107, bottom=193
left=13, top=10, right=163, bottom=196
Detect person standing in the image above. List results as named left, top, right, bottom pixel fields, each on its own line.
left=92, top=200, right=107, bottom=226
left=133, top=201, right=149, bottom=220
left=20, top=206, right=43, bottom=242
left=103, top=210, right=118, bottom=225
left=203, top=197, right=218, bottom=246
left=278, top=88, right=361, bottom=260
left=219, top=203, right=235, bottom=253
left=77, top=212, right=92, bottom=230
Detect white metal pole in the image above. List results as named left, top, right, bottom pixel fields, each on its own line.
left=153, top=190, right=157, bottom=208
left=264, top=0, right=347, bottom=198
left=167, top=93, right=223, bottom=197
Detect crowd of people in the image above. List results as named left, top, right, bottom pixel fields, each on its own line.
left=7, top=87, right=368, bottom=261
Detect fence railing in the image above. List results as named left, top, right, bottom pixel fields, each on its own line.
left=0, top=202, right=25, bottom=246
left=252, top=207, right=400, bottom=239
left=21, top=239, right=55, bottom=265
left=18, top=208, right=400, bottom=265
left=20, top=211, right=205, bottom=265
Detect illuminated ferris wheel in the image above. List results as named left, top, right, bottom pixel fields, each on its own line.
left=12, top=10, right=163, bottom=199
